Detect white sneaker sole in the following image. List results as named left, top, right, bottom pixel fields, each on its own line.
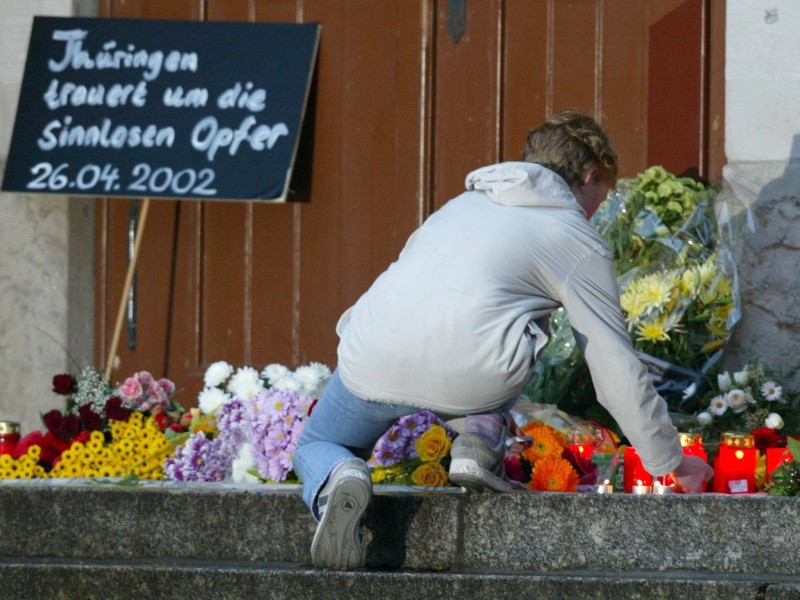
left=311, top=469, right=371, bottom=570
left=449, top=458, right=513, bottom=493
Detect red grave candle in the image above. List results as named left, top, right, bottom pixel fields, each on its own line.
left=623, top=446, right=653, bottom=493
left=712, top=432, right=756, bottom=494
left=565, top=443, right=595, bottom=461
left=0, top=421, right=20, bottom=456
left=766, top=447, right=793, bottom=482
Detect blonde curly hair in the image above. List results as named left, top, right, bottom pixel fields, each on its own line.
left=522, top=109, right=618, bottom=187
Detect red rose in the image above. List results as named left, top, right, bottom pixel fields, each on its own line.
left=42, top=410, right=64, bottom=434
left=78, top=403, right=105, bottom=431
left=72, top=430, right=91, bottom=445
left=52, top=373, right=76, bottom=395
left=752, top=427, right=787, bottom=450
left=104, top=397, right=131, bottom=421
left=167, top=423, right=186, bottom=433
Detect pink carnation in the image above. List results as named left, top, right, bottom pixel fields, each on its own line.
left=119, top=377, right=143, bottom=401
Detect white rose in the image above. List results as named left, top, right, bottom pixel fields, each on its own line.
left=727, top=389, right=749, bottom=413
left=717, top=372, right=732, bottom=392
left=765, top=412, right=784, bottom=430
left=696, top=411, right=713, bottom=426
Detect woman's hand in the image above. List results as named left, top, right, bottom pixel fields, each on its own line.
left=669, top=454, right=714, bottom=493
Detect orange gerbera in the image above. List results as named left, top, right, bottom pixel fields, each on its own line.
left=520, top=422, right=566, bottom=463
left=529, top=456, right=579, bottom=492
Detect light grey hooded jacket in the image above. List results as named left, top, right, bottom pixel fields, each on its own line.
left=336, top=162, right=683, bottom=476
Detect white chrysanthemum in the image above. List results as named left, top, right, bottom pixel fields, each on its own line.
left=696, top=411, right=713, bottom=426
left=761, top=381, right=782, bottom=402
left=272, top=375, right=301, bottom=393
left=709, top=395, right=728, bottom=416
left=261, top=363, right=291, bottom=385
left=227, top=366, right=264, bottom=400
left=231, top=443, right=261, bottom=483
left=198, top=387, right=232, bottom=415
left=717, top=372, right=732, bottom=393
left=204, top=361, right=233, bottom=388
left=293, top=365, right=321, bottom=397
left=727, top=389, right=749, bottom=414
left=765, top=412, right=784, bottom=430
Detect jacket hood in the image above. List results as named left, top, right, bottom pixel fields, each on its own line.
left=464, top=161, right=584, bottom=213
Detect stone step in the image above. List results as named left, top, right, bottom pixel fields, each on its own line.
left=0, top=558, right=797, bottom=600
left=2, top=481, right=798, bottom=576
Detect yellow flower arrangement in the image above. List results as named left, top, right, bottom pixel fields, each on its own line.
left=0, top=446, right=47, bottom=479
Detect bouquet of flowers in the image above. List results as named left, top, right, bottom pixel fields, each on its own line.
left=164, top=361, right=331, bottom=483
left=504, top=421, right=582, bottom=492
left=690, top=363, right=800, bottom=448
left=525, top=166, right=738, bottom=430
left=367, top=410, right=456, bottom=487
left=2, top=366, right=181, bottom=479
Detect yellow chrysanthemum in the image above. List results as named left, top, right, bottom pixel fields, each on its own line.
left=529, top=456, right=579, bottom=492
left=636, top=321, right=671, bottom=343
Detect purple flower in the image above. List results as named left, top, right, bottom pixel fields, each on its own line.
left=243, top=387, right=311, bottom=482
left=369, top=410, right=456, bottom=466
left=164, top=432, right=233, bottom=482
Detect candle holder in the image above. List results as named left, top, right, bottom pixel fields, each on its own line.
left=623, top=447, right=653, bottom=493
left=712, top=432, right=756, bottom=494
left=631, top=480, right=652, bottom=495
left=0, top=421, right=20, bottom=456
left=766, top=447, right=793, bottom=482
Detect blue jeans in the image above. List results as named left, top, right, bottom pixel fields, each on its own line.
left=294, top=369, right=422, bottom=519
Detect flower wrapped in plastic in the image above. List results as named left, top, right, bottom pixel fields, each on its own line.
left=525, top=166, right=740, bottom=429
left=367, top=410, right=457, bottom=487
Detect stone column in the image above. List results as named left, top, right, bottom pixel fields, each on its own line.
left=0, top=0, right=97, bottom=434
left=720, top=1, right=800, bottom=387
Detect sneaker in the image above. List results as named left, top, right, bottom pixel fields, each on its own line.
left=311, top=457, right=372, bottom=570
left=449, top=431, right=513, bottom=493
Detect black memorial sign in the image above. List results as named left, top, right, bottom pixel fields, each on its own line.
left=2, top=16, right=319, bottom=201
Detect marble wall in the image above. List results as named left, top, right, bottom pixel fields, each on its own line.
left=720, top=1, right=800, bottom=387
left=0, top=0, right=97, bottom=434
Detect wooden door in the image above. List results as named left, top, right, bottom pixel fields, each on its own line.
left=95, top=0, right=724, bottom=404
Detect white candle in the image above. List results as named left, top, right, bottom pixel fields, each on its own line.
left=653, top=481, right=673, bottom=495
left=596, top=479, right=614, bottom=494
left=631, top=479, right=652, bottom=495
